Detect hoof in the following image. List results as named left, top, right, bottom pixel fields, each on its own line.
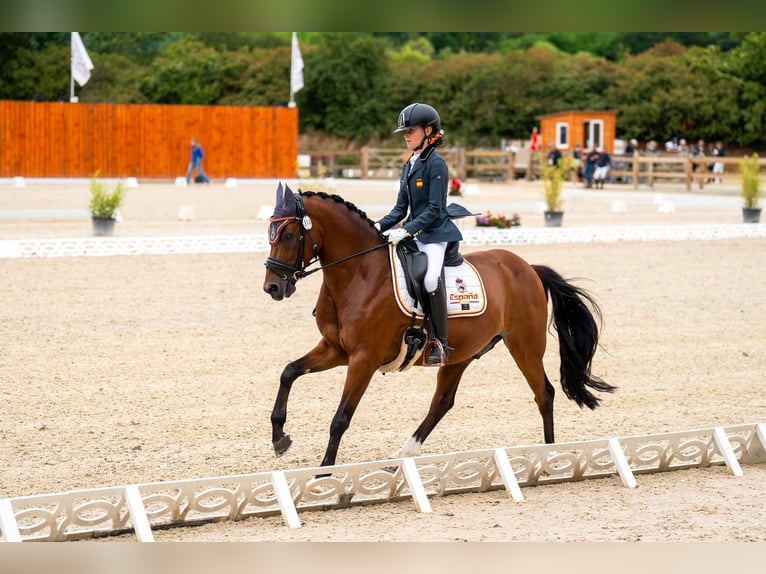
left=273, top=435, right=293, bottom=456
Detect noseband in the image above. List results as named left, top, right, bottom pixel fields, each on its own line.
left=264, top=193, right=320, bottom=285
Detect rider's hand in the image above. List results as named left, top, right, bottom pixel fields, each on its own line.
left=384, top=227, right=410, bottom=245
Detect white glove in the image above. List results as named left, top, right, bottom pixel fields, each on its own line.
left=374, top=222, right=381, bottom=231
left=384, top=227, right=410, bottom=245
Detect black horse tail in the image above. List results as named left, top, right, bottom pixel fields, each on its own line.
left=532, top=264, right=616, bottom=409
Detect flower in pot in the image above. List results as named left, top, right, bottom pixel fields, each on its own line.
left=89, top=172, right=127, bottom=236
left=739, top=153, right=762, bottom=223
left=542, top=156, right=570, bottom=227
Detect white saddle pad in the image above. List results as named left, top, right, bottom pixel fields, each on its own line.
left=388, top=244, right=487, bottom=318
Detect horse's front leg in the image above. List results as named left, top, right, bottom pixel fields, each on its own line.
left=272, top=339, right=345, bottom=457
left=319, top=357, right=379, bottom=467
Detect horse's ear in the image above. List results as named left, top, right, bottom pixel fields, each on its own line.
left=275, top=182, right=285, bottom=207
left=284, top=184, right=295, bottom=200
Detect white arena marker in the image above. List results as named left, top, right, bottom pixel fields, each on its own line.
left=658, top=200, right=676, bottom=214
left=610, top=200, right=627, bottom=214
left=125, top=485, right=154, bottom=542
left=125, top=177, right=138, bottom=188
left=608, top=438, right=637, bottom=488
left=0, top=499, right=21, bottom=542
left=257, top=205, right=273, bottom=220
left=12, top=176, right=25, bottom=188
left=402, top=458, right=431, bottom=513
left=493, top=448, right=524, bottom=501
left=271, top=471, right=301, bottom=528
left=225, top=177, right=238, bottom=188
left=713, top=427, right=743, bottom=477
left=175, top=177, right=187, bottom=187
left=177, top=205, right=195, bottom=221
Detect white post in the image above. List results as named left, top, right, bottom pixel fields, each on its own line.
left=271, top=471, right=301, bottom=528
left=493, top=448, right=524, bottom=501
left=0, top=499, right=21, bottom=542
left=713, top=427, right=743, bottom=477
left=125, top=485, right=154, bottom=542
left=402, top=457, right=431, bottom=513
left=608, top=438, right=638, bottom=488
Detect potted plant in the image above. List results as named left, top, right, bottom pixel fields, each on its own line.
left=89, top=172, right=126, bottom=236
left=542, top=156, right=570, bottom=227
left=739, top=153, right=762, bottom=223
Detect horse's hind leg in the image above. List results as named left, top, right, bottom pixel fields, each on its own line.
left=400, top=359, right=473, bottom=458
left=271, top=338, right=345, bottom=456
left=506, top=335, right=555, bottom=444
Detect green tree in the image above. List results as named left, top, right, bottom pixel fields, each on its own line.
left=138, top=37, right=227, bottom=105
left=299, top=33, right=389, bottom=142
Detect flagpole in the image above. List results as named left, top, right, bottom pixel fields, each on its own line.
left=70, top=72, right=76, bottom=103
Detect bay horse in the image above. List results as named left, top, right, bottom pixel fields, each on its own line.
left=263, top=183, right=615, bottom=467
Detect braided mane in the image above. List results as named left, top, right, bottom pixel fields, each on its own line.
left=299, top=190, right=381, bottom=234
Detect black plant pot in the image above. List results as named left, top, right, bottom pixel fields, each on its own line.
left=544, top=210, right=564, bottom=227
left=92, top=217, right=116, bottom=236
left=742, top=207, right=762, bottom=223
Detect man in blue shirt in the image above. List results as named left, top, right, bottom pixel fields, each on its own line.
left=186, top=138, right=210, bottom=184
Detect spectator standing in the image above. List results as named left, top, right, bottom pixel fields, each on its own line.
left=584, top=145, right=599, bottom=188
left=712, top=141, right=726, bottom=183
left=593, top=147, right=611, bottom=189
left=572, top=143, right=584, bottom=182
left=692, top=139, right=706, bottom=174
left=186, top=138, right=210, bottom=185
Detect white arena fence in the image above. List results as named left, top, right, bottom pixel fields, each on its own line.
left=1, top=423, right=764, bottom=542
left=1, top=223, right=766, bottom=259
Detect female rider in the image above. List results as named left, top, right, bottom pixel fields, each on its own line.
left=375, top=103, right=462, bottom=366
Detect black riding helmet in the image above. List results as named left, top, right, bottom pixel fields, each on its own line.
left=394, top=103, right=441, bottom=133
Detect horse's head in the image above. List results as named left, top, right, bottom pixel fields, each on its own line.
left=263, top=183, right=319, bottom=300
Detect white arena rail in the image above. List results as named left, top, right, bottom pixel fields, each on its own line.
left=1, top=423, right=764, bottom=542
left=1, top=224, right=765, bottom=259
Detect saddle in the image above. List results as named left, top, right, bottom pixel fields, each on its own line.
left=395, top=237, right=463, bottom=309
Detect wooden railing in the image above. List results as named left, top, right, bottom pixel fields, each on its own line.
left=302, top=148, right=765, bottom=191
left=303, top=148, right=517, bottom=181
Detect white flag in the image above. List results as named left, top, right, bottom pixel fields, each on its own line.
left=290, top=32, right=304, bottom=95
left=71, top=32, right=94, bottom=87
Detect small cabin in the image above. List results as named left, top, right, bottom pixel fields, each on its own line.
left=537, top=110, right=617, bottom=154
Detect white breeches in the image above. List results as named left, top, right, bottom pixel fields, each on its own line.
left=415, top=239, right=447, bottom=292
left=593, top=166, right=610, bottom=180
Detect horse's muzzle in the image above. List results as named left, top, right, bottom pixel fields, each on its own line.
left=263, top=279, right=296, bottom=301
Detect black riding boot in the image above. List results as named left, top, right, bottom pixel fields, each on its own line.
left=426, top=282, right=449, bottom=365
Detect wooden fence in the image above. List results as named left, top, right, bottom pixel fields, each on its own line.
left=301, top=147, right=765, bottom=191
left=0, top=101, right=299, bottom=179
left=303, top=148, right=517, bottom=181
left=528, top=151, right=766, bottom=191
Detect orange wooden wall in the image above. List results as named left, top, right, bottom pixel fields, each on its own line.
left=0, top=101, right=299, bottom=179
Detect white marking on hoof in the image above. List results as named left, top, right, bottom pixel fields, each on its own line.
left=400, top=436, right=422, bottom=458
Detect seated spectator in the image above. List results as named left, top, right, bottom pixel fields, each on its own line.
left=546, top=142, right=562, bottom=167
